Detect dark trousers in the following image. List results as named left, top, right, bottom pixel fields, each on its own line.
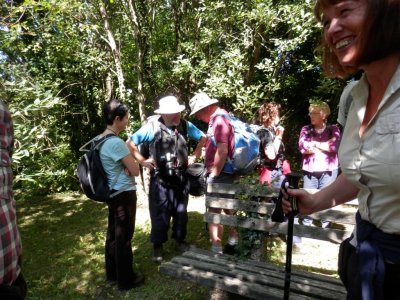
left=0, top=273, right=27, bottom=300
left=148, top=175, right=189, bottom=245
left=340, top=240, right=400, bottom=300
left=105, top=190, right=137, bottom=289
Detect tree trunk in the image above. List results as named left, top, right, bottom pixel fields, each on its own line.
left=99, top=4, right=126, bottom=100
left=122, top=0, right=157, bottom=203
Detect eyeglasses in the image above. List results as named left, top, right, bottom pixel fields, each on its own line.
left=308, top=112, right=321, bottom=116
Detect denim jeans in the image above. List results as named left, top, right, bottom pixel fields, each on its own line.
left=303, top=169, right=338, bottom=190
left=300, top=170, right=338, bottom=235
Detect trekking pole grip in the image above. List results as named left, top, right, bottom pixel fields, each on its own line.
left=285, top=173, right=301, bottom=218
left=271, top=172, right=302, bottom=222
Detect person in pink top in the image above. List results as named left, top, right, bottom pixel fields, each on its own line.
left=298, top=102, right=341, bottom=230
left=299, top=102, right=340, bottom=190
left=189, top=92, right=238, bottom=255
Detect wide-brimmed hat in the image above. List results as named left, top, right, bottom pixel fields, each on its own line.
left=189, top=92, right=218, bottom=116
left=154, top=96, right=185, bottom=114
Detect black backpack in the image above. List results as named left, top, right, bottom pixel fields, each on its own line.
left=76, top=134, right=117, bottom=203
left=185, top=162, right=207, bottom=196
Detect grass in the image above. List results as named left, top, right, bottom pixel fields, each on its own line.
left=16, top=191, right=210, bottom=299
left=15, top=190, right=339, bottom=299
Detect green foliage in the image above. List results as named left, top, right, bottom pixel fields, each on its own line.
left=1, top=0, right=345, bottom=195
left=233, top=174, right=277, bottom=259
left=1, top=0, right=111, bottom=193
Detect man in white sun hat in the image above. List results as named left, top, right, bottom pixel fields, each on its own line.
left=190, top=92, right=238, bottom=255
left=127, top=95, right=206, bottom=262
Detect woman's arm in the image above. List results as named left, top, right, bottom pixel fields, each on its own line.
left=121, top=154, right=140, bottom=177
left=264, top=126, right=284, bottom=160
left=314, top=124, right=341, bottom=153
left=298, top=126, right=316, bottom=155
left=283, top=173, right=359, bottom=215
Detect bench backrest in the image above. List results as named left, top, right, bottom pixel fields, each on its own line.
left=205, top=183, right=356, bottom=244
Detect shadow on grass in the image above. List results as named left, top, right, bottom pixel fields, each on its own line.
left=17, top=192, right=210, bottom=300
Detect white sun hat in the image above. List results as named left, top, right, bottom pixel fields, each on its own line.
left=189, top=92, right=219, bottom=116
left=154, top=96, right=185, bottom=114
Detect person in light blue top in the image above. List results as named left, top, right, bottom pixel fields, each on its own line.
left=101, top=137, right=136, bottom=192
left=98, top=99, right=144, bottom=291
left=127, top=95, right=206, bottom=263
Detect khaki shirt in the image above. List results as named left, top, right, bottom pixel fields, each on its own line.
left=339, top=63, right=400, bottom=237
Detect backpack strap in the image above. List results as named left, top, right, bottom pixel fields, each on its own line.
left=93, top=134, right=116, bottom=149
left=92, top=134, right=128, bottom=198
left=79, top=134, right=116, bottom=152
left=180, top=119, right=189, bottom=142
left=93, top=134, right=126, bottom=197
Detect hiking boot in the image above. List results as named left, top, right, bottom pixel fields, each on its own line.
left=223, top=243, right=237, bottom=255
left=175, top=241, right=190, bottom=252
left=152, top=246, right=163, bottom=263
left=118, top=273, right=145, bottom=291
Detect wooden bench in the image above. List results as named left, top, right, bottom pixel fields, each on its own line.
left=160, top=182, right=356, bottom=299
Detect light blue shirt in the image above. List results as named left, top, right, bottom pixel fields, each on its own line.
left=99, top=136, right=136, bottom=191
left=130, top=119, right=204, bottom=145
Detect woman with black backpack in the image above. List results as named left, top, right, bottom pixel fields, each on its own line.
left=98, top=99, right=144, bottom=290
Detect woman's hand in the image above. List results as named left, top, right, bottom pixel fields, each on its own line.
left=282, top=188, right=316, bottom=215
left=275, top=125, right=284, bottom=138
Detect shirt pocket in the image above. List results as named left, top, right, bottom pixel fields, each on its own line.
left=373, top=112, right=400, bottom=164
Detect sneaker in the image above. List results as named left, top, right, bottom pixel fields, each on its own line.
left=118, top=273, right=145, bottom=291
left=211, top=244, right=223, bottom=254
left=223, top=243, right=237, bottom=255
left=175, top=241, right=190, bottom=252
left=152, top=246, right=163, bottom=263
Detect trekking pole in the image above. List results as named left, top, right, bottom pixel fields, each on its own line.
left=271, top=172, right=301, bottom=300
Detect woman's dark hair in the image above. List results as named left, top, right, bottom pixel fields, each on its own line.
left=314, top=0, right=400, bottom=78
left=103, top=99, right=129, bottom=125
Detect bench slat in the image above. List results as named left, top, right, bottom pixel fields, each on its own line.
left=206, top=197, right=356, bottom=225
left=183, top=247, right=344, bottom=289
left=207, top=182, right=279, bottom=197
left=160, top=247, right=346, bottom=300
left=204, top=213, right=353, bottom=244
left=206, top=197, right=274, bottom=214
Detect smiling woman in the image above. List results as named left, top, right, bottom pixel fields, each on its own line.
left=314, top=0, right=400, bottom=79
left=282, top=0, right=400, bottom=299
